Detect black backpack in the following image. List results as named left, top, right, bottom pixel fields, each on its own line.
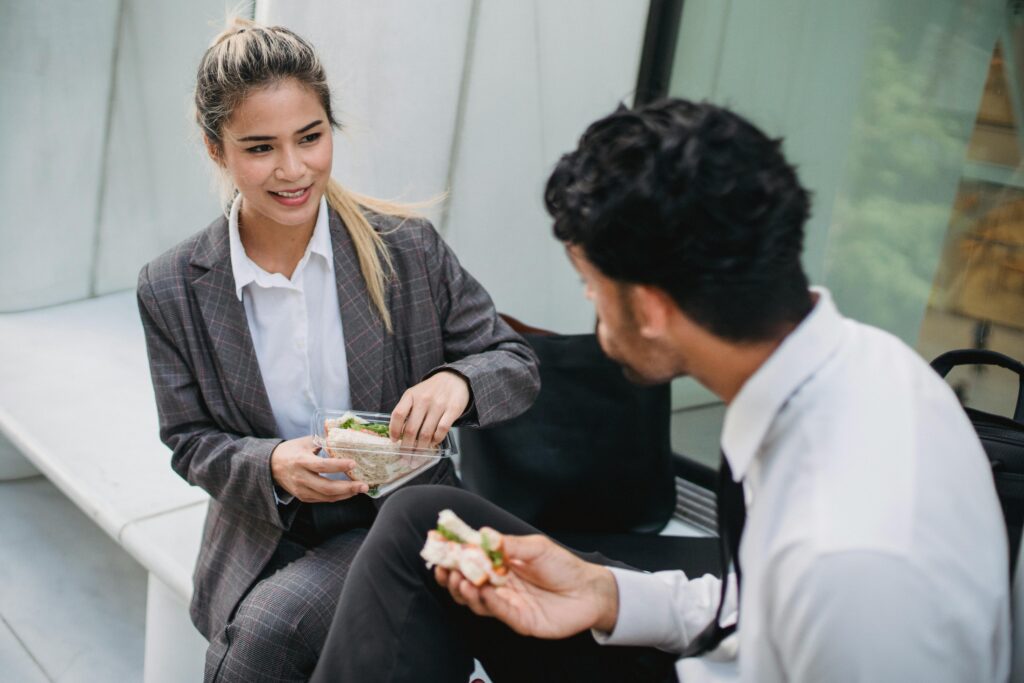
left=932, top=349, right=1024, bottom=571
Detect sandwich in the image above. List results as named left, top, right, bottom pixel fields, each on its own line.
left=322, top=412, right=427, bottom=490
left=420, top=509, right=508, bottom=586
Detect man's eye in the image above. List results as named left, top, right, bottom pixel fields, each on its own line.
left=300, top=132, right=321, bottom=144
left=246, top=144, right=272, bottom=154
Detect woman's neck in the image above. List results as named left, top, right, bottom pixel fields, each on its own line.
left=238, top=205, right=316, bottom=280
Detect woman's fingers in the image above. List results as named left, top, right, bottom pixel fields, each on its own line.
left=389, top=391, right=414, bottom=441
left=298, top=475, right=368, bottom=502
left=431, top=408, right=458, bottom=446
left=417, top=402, right=449, bottom=446
left=304, top=455, right=356, bottom=474
left=399, top=398, right=430, bottom=447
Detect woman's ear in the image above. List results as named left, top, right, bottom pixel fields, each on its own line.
left=204, top=135, right=224, bottom=166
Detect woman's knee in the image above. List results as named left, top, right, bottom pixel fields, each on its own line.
left=224, top=574, right=331, bottom=670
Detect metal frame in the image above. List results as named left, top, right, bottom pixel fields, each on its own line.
left=634, top=0, right=686, bottom=105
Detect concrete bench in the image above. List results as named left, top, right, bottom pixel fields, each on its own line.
left=0, top=290, right=706, bottom=681
left=0, top=291, right=208, bottom=682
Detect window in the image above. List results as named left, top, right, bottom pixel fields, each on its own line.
left=652, top=0, right=1023, bottom=469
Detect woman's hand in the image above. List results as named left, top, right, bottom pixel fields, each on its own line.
left=435, top=534, right=621, bottom=639
left=389, top=370, right=470, bottom=446
left=270, top=436, right=369, bottom=502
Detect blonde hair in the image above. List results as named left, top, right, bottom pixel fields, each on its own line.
left=195, top=16, right=417, bottom=332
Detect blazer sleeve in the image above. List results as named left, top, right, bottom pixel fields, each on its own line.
left=419, top=224, right=540, bottom=427
left=137, top=263, right=288, bottom=529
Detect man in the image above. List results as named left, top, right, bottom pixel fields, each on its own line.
left=311, top=99, right=1010, bottom=682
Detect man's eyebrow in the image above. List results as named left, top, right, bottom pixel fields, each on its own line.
left=237, top=120, right=323, bottom=142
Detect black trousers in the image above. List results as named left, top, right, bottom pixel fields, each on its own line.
left=310, top=485, right=720, bottom=683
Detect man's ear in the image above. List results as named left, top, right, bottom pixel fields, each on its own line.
left=204, top=135, right=224, bottom=166
left=632, top=285, right=673, bottom=338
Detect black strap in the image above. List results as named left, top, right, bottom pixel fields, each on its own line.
left=931, top=349, right=1024, bottom=423
left=681, top=453, right=746, bottom=657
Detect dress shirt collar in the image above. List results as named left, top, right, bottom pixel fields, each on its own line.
left=721, top=287, right=845, bottom=482
left=227, top=193, right=333, bottom=300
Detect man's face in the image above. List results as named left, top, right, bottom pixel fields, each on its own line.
left=567, top=246, right=680, bottom=385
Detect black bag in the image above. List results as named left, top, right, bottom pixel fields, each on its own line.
left=459, top=330, right=676, bottom=535
left=931, top=349, right=1024, bottom=570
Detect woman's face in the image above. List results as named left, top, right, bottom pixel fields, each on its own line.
left=214, top=78, right=333, bottom=233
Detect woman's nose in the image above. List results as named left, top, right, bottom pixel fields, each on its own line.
left=276, top=147, right=304, bottom=181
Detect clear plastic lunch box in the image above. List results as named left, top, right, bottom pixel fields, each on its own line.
left=310, top=409, right=455, bottom=498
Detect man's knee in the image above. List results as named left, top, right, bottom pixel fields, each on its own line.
left=380, top=484, right=473, bottom=529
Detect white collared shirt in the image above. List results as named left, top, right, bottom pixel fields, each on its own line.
left=229, top=194, right=350, bottom=441
left=597, top=288, right=1010, bottom=682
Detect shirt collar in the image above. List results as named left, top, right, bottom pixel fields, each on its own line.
left=227, top=193, right=333, bottom=300
left=721, top=287, right=846, bottom=482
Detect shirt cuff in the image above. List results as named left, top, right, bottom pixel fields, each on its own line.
left=592, top=567, right=687, bottom=650
left=273, top=484, right=294, bottom=506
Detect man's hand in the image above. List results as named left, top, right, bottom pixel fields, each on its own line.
left=270, top=436, right=369, bottom=502
left=389, top=371, right=470, bottom=447
left=435, top=534, right=620, bottom=639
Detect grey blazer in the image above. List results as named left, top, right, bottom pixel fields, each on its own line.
left=137, top=209, right=540, bottom=639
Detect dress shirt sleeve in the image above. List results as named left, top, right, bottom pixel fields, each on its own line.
left=137, top=265, right=292, bottom=529
left=593, top=567, right=732, bottom=655
left=769, top=551, right=978, bottom=683
left=420, top=222, right=540, bottom=427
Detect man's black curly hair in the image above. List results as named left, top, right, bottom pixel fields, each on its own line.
left=545, top=98, right=813, bottom=342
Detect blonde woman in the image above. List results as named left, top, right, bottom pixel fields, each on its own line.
left=136, top=18, right=539, bottom=682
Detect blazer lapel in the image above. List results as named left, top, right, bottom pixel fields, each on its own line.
left=329, top=209, right=385, bottom=411
left=189, top=218, right=278, bottom=437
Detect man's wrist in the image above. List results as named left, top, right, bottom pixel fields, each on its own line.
left=589, top=565, right=620, bottom=633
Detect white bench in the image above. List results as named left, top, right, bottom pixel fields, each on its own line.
left=0, top=291, right=208, bottom=682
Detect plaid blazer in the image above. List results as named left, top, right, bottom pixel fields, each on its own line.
left=137, top=209, right=540, bottom=639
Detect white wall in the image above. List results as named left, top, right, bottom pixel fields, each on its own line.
left=94, top=1, right=224, bottom=295
left=0, top=1, right=225, bottom=311
left=2, top=0, right=647, bottom=327
left=256, top=0, right=472, bottom=227
left=0, top=1, right=120, bottom=311
left=257, top=0, right=649, bottom=332
left=443, top=0, right=648, bottom=332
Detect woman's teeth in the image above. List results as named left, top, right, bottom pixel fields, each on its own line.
left=273, top=189, right=305, bottom=198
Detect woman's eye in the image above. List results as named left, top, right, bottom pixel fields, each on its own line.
left=245, top=144, right=272, bottom=154
left=300, top=132, right=321, bottom=144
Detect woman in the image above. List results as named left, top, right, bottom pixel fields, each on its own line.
left=136, top=17, right=539, bottom=682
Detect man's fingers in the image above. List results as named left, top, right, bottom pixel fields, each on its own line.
left=501, top=534, right=552, bottom=563
left=435, top=566, right=450, bottom=586
left=459, top=580, right=492, bottom=617
left=446, top=568, right=469, bottom=605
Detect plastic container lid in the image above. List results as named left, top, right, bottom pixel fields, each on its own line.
left=310, top=409, right=455, bottom=498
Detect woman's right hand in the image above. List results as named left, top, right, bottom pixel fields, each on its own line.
left=270, top=436, right=369, bottom=502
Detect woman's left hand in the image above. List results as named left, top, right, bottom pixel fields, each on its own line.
left=389, top=370, right=470, bottom=446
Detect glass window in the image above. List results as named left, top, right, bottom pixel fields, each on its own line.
left=663, top=0, right=1021, bottom=468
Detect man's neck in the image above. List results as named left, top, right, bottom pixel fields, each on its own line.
left=687, top=328, right=794, bottom=405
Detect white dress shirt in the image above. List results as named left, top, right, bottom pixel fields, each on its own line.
left=596, top=288, right=1010, bottom=682
left=228, top=194, right=350, bottom=441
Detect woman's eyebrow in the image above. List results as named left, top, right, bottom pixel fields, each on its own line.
left=237, top=119, right=323, bottom=142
